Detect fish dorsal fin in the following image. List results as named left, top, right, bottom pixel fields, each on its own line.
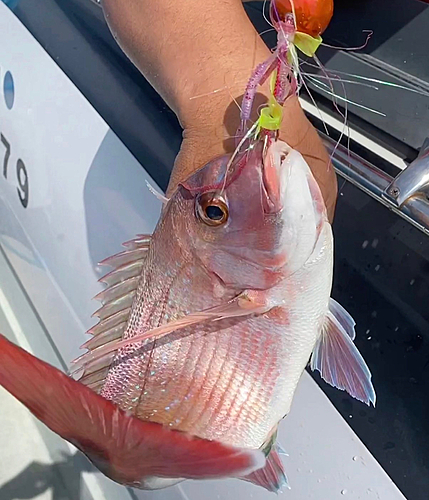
left=76, top=235, right=151, bottom=392
left=310, top=306, right=376, bottom=406
left=0, top=334, right=265, bottom=485
left=145, top=180, right=170, bottom=204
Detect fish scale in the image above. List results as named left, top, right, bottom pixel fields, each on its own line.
left=173, top=333, right=220, bottom=429
left=185, top=329, right=231, bottom=433
left=103, top=225, right=217, bottom=412
left=200, top=331, right=251, bottom=434
left=101, top=246, right=182, bottom=406
left=200, top=338, right=245, bottom=437
left=210, top=328, right=270, bottom=440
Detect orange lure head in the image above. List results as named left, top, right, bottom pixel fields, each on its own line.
left=272, top=0, right=334, bottom=37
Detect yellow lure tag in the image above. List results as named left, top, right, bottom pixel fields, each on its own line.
left=258, top=98, right=283, bottom=131
left=256, top=69, right=283, bottom=133
left=293, top=32, right=323, bottom=57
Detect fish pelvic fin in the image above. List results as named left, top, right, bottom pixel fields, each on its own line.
left=74, top=235, right=151, bottom=391
left=0, top=334, right=265, bottom=486
left=310, top=301, right=376, bottom=406
left=242, top=444, right=289, bottom=493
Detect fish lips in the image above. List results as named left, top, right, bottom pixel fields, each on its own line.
left=261, top=139, right=292, bottom=215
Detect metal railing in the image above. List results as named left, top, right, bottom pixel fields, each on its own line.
left=324, top=135, right=429, bottom=236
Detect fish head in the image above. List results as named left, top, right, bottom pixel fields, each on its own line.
left=172, top=139, right=327, bottom=290
left=263, top=139, right=328, bottom=275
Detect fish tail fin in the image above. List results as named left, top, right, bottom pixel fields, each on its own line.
left=0, top=334, right=265, bottom=485
left=242, top=444, right=289, bottom=492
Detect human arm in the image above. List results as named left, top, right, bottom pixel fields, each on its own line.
left=101, top=0, right=337, bottom=218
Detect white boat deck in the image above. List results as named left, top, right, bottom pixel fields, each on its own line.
left=0, top=251, right=98, bottom=500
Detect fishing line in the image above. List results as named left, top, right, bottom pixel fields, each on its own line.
left=321, top=30, right=373, bottom=51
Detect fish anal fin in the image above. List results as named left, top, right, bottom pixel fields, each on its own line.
left=242, top=445, right=289, bottom=492
left=0, top=334, right=265, bottom=485
left=311, top=311, right=376, bottom=406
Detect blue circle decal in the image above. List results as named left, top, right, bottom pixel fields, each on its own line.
left=4, top=71, right=15, bottom=110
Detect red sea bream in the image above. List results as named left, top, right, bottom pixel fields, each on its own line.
left=0, top=138, right=375, bottom=492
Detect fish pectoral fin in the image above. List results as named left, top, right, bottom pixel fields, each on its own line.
left=72, top=293, right=269, bottom=375
left=0, top=334, right=265, bottom=485
left=329, top=297, right=356, bottom=340
left=242, top=444, right=289, bottom=493
left=310, top=310, right=376, bottom=406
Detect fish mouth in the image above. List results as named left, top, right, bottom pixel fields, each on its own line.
left=261, top=140, right=291, bottom=214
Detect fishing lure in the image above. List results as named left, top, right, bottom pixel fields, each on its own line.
left=273, top=0, right=333, bottom=38
left=238, top=0, right=333, bottom=143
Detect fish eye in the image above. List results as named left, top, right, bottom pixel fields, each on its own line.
left=196, top=193, right=229, bottom=226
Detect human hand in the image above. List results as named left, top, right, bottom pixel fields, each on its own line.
left=168, top=94, right=337, bottom=221
left=101, top=0, right=337, bottom=220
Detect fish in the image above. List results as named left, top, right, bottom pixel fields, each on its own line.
left=0, top=137, right=375, bottom=493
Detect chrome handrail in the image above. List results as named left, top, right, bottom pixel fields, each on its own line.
left=384, top=138, right=429, bottom=206
left=323, top=135, right=429, bottom=236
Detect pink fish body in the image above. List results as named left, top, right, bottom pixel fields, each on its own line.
left=0, top=138, right=375, bottom=493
